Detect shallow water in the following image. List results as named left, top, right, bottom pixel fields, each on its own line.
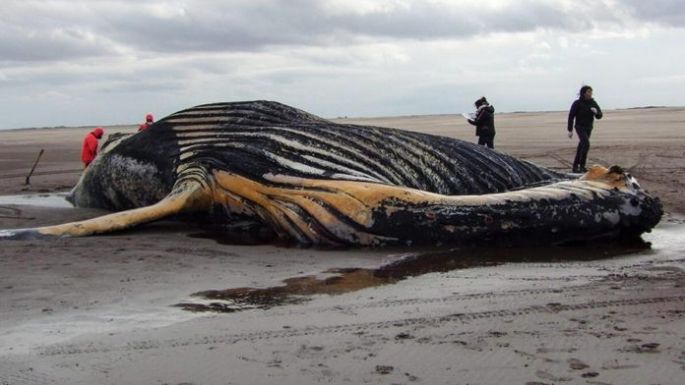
left=0, top=192, right=72, bottom=208
left=178, top=214, right=685, bottom=313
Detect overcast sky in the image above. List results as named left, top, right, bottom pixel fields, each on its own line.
left=1, top=0, right=684, bottom=129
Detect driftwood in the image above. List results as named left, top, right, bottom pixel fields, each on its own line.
left=25, top=149, right=45, bottom=185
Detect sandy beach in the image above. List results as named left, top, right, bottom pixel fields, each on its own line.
left=1, top=107, right=684, bottom=385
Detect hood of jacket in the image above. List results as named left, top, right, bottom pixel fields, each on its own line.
left=478, top=104, right=494, bottom=114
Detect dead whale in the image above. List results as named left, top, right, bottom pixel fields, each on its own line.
left=0, top=101, right=662, bottom=246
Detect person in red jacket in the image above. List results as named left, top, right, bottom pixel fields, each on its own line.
left=138, top=113, right=154, bottom=131
left=81, top=127, right=104, bottom=168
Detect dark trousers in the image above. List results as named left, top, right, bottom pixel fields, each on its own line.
left=478, top=134, right=495, bottom=149
left=573, top=126, right=592, bottom=171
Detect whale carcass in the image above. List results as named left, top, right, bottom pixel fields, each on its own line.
left=1, top=101, right=662, bottom=246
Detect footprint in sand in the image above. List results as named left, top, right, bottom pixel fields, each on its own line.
left=568, top=358, right=590, bottom=370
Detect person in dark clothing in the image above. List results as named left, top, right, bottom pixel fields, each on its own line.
left=467, top=96, right=496, bottom=149
left=567, top=85, right=602, bottom=173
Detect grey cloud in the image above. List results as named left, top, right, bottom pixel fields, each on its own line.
left=0, top=0, right=641, bottom=63
left=97, top=78, right=185, bottom=94
left=619, top=0, right=685, bottom=26
left=0, top=24, right=113, bottom=62
left=105, top=0, right=614, bottom=52
left=333, top=2, right=601, bottom=39
left=1, top=58, right=192, bottom=92
left=0, top=2, right=115, bottom=62
left=97, top=0, right=335, bottom=53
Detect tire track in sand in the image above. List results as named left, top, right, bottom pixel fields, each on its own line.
left=37, top=295, right=684, bottom=357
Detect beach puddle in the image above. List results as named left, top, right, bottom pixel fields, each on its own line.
left=0, top=192, right=72, bottom=208
left=176, top=217, right=685, bottom=313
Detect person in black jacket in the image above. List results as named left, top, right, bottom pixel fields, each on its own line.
left=468, top=96, right=496, bottom=149
left=567, top=85, right=602, bottom=173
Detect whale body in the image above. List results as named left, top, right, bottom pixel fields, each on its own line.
left=1, top=101, right=663, bottom=246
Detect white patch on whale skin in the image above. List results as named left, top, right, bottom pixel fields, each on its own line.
left=104, top=155, right=167, bottom=207
left=624, top=174, right=642, bottom=192
left=619, top=198, right=643, bottom=217
left=601, top=210, right=621, bottom=225
left=109, top=154, right=159, bottom=179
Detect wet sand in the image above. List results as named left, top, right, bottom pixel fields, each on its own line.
left=1, top=108, right=684, bottom=384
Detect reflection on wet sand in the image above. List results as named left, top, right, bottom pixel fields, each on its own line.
left=0, top=192, right=72, bottom=208
left=176, top=238, right=651, bottom=313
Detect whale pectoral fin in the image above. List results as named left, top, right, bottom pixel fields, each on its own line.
left=2, top=181, right=209, bottom=239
